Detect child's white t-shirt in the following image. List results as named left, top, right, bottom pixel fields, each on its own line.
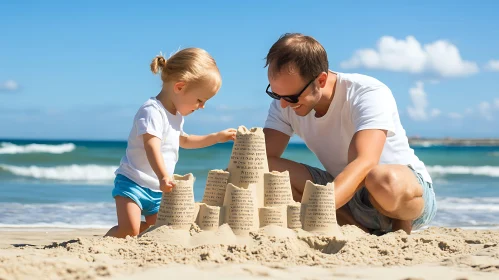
left=115, top=97, right=186, bottom=191
left=264, top=71, right=432, bottom=184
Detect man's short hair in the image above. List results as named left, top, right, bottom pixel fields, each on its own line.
left=265, top=33, right=329, bottom=80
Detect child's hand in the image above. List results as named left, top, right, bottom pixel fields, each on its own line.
left=159, top=176, right=175, bottom=192
left=217, top=128, right=237, bottom=143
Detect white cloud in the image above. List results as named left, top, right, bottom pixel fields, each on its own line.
left=485, top=60, right=499, bottom=71
left=494, top=98, right=499, bottom=109
left=219, top=115, right=233, bottom=122
left=215, top=104, right=259, bottom=112
left=448, top=112, right=463, bottom=120
left=341, top=36, right=479, bottom=78
left=479, top=101, right=493, bottom=121
left=465, top=108, right=474, bottom=115
left=406, top=82, right=442, bottom=121
left=0, top=80, right=19, bottom=91
left=430, top=108, right=441, bottom=117
left=407, top=81, right=429, bottom=121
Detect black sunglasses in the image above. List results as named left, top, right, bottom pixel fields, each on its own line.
left=266, top=75, right=319, bottom=103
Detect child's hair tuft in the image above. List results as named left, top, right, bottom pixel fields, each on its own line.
left=150, top=48, right=221, bottom=91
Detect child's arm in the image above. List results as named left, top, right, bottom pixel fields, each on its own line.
left=179, top=128, right=236, bottom=149
left=143, top=133, right=175, bottom=192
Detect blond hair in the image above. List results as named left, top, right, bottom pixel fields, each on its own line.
left=265, top=33, right=328, bottom=80
left=150, top=47, right=221, bottom=90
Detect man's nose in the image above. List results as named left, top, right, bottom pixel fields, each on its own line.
left=199, top=102, right=205, bottom=109
left=280, top=99, right=289, bottom=108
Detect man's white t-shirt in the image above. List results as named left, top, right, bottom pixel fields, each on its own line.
left=264, top=71, right=432, bottom=184
left=115, top=97, right=186, bottom=191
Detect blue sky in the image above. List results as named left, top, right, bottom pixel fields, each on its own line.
left=1, top=0, right=498, bottom=141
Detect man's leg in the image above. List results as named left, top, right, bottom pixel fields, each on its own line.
left=364, top=164, right=424, bottom=233
left=267, top=156, right=368, bottom=231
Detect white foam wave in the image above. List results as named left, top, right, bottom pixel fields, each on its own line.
left=437, top=197, right=499, bottom=212
left=0, top=202, right=116, bottom=228
left=427, top=165, right=499, bottom=177
left=0, top=142, right=76, bottom=154
left=0, top=223, right=112, bottom=230
left=0, top=164, right=118, bottom=182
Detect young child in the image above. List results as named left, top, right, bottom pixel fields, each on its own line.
left=105, top=48, right=236, bottom=238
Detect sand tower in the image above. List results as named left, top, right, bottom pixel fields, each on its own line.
left=155, top=173, right=196, bottom=230
left=226, top=126, right=269, bottom=208
left=300, top=180, right=341, bottom=236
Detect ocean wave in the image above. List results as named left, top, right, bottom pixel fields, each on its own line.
left=0, top=202, right=116, bottom=228
left=437, top=197, right=499, bottom=212
left=430, top=197, right=499, bottom=228
left=0, top=164, right=118, bottom=182
left=427, top=165, right=499, bottom=177
left=0, top=142, right=76, bottom=154
left=0, top=223, right=112, bottom=229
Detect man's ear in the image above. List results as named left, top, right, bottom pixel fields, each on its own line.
left=318, top=71, right=328, bottom=88
left=173, top=81, right=186, bottom=94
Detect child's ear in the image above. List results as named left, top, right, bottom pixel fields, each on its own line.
left=173, top=81, right=186, bottom=94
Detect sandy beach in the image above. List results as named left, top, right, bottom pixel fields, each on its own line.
left=1, top=225, right=498, bottom=280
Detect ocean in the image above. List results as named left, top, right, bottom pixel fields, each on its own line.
left=1, top=139, right=499, bottom=230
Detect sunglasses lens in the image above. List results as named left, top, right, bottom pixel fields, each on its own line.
left=267, top=91, right=280, bottom=100
left=284, top=97, right=298, bottom=103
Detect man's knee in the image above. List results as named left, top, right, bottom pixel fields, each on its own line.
left=365, top=165, right=403, bottom=213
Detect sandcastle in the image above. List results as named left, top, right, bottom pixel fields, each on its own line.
left=153, top=125, right=342, bottom=237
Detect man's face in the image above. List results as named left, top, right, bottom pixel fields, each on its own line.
left=267, top=67, right=320, bottom=117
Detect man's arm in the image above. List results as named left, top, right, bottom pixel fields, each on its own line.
left=263, top=128, right=290, bottom=158
left=333, top=129, right=387, bottom=209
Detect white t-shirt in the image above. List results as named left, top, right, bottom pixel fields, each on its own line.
left=264, top=71, right=432, bottom=184
left=115, top=97, right=186, bottom=191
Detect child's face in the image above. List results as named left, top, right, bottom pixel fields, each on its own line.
left=174, top=78, right=219, bottom=116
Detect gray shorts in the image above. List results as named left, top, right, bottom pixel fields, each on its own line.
left=303, top=164, right=437, bottom=233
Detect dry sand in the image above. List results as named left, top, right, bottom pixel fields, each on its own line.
left=1, top=225, right=499, bottom=280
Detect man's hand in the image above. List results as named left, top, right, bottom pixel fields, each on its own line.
left=159, top=176, right=175, bottom=192
left=216, top=128, right=237, bottom=143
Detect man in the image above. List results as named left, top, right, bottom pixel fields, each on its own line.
left=262, top=33, right=437, bottom=234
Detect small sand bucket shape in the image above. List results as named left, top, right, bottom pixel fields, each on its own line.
left=287, top=203, right=302, bottom=230
left=155, top=173, right=196, bottom=230
left=227, top=125, right=269, bottom=208
left=259, top=206, right=287, bottom=228
left=223, top=183, right=259, bottom=235
left=196, top=203, right=223, bottom=231
left=300, top=181, right=340, bottom=234
left=263, top=170, right=294, bottom=207
left=201, top=169, right=230, bottom=207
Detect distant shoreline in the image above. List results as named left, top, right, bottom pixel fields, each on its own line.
left=1, top=137, right=499, bottom=147
left=408, top=137, right=499, bottom=146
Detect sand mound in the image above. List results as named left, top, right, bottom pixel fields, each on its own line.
left=1, top=226, right=498, bottom=280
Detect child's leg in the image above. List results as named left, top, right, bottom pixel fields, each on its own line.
left=140, top=213, right=158, bottom=232
left=138, top=187, right=161, bottom=233
left=105, top=196, right=143, bottom=238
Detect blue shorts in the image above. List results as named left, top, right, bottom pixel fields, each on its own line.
left=112, top=174, right=162, bottom=216
left=303, top=164, right=437, bottom=233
